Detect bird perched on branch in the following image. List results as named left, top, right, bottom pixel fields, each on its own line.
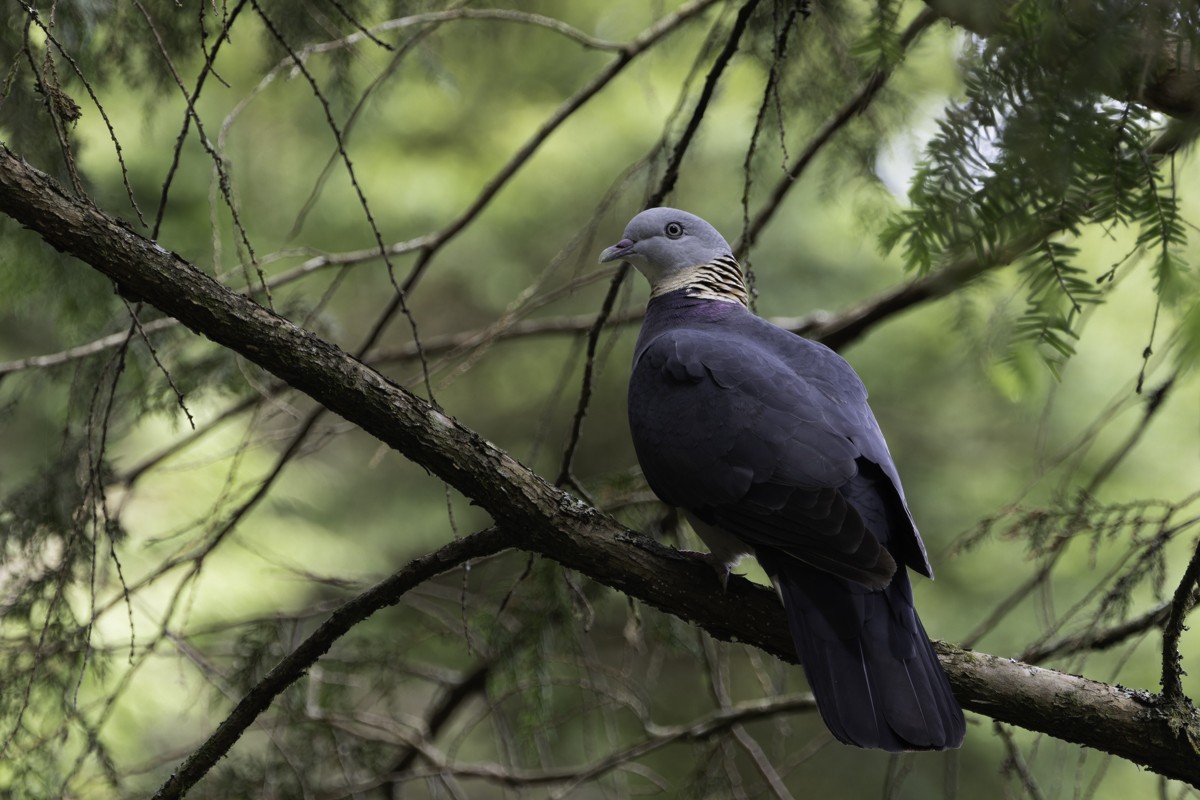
left=601, top=207, right=965, bottom=752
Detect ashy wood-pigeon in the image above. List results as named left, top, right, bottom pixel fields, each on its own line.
left=601, top=207, right=965, bottom=752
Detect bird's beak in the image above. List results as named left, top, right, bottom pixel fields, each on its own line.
left=599, top=237, right=636, bottom=264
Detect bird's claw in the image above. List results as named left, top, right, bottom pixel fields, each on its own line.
left=717, top=563, right=734, bottom=592
left=678, top=549, right=738, bottom=592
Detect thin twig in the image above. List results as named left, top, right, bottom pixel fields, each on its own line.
left=1021, top=599, right=1176, bottom=663
left=17, top=1, right=145, bottom=223
left=556, top=0, right=763, bottom=490
left=0, top=318, right=176, bottom=378
left=321, top=691, right=816, bottom=795
left=251, top=0, right=431, bottom=390
left=735, top=8, right=939, bottom=257
left=994, top=721, right=1048, bottom=800
left=740, top=0, right=802, bottom=311
left=964, top=373, right=1182, bottom=650
left=1161, top=538, right=1200, bottom=702
left=284, top=17, right=449, bottom=241
left=149, top=526, right=513, bottom=800
left=276, top=7, right=623, bottom=64
left=152, top=0, right=249, bottom=239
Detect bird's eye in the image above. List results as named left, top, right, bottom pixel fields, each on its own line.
left=664, top=222, right=684, bottom=239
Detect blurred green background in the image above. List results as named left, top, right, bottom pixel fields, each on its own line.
left=1, top=1, right=1198, bottom=797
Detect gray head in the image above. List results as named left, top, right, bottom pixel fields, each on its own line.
left=599, top=208, right=733, bottom=286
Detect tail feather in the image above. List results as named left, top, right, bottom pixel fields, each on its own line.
left=768, top=555, right=964, bottom=751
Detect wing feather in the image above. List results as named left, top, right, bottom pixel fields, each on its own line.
left=630, top=326, right=904, bottom=585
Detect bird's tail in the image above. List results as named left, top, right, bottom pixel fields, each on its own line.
left=767, top=556, right=965, bottom=751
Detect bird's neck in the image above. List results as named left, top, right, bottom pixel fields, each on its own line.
left=649, top=255, right=749, bottom=308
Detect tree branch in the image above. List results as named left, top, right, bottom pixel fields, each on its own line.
left=1020, top=598, right=1173, bottom=664
left=1162, top=539, right=1200, bottom=702
left=152, top=526, right=513, bottom=800
left=1, top=144, right=1199, bottom=793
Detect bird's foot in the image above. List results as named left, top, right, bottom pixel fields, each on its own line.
left=677, top=549, right=739, bottom=592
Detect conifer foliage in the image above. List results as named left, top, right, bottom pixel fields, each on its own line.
left=1, top=2, right=1200, bottom=798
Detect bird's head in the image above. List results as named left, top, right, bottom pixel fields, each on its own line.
left=599, top=207, right=733, bottom=286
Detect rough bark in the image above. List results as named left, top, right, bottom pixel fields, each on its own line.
left=1, top=144, right=1198, bottom=790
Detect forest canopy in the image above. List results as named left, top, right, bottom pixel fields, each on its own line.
left=1, top=1, right=1200, bottom=798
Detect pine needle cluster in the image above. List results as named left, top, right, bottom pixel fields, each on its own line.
left=880, top=0, right=1199, bottom=371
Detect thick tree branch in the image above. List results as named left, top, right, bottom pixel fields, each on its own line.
left=1, top=145, right=1199, bottom=793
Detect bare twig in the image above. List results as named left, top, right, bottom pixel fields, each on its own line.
left=1021, top=598, right=1178, bottom=664
left=0, top=318, right=176, bottom=378
left=251, top=0, right=430, bottom=385
left=320, top=691, right=816, bottom=796
left=152, top=0, right=250, bottom=239
left=1161, top=539, right=1200, bottom=702
left=277, top=7, right=623, bottom=63
left=963, top=371, right=1184, bottom=651
left=17, top=1, right=145, bottom=223
left=149, top=526, right=513, bottom=800
left=557, top=0, right=764, bottom=489
left=736, top=8, right=939, bottom=257
left=19, top=16, right=82, bottom=194
left=284, top=16, right=451, bottom=242
left=994, top=721, right=1048, bottom=800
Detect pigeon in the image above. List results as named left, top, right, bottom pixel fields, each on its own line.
left=601, top=207, right=965, bottom=751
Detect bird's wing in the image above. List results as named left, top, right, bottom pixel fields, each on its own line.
left=629, top=324, right=922, bottom=587
left=761, top=323, right=933, bottom=578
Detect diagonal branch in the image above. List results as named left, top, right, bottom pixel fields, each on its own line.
left=2, top=143, right=1200, bottom=793
left=1020, top=591, right=1197, bottom=665
left=153, top=526, right=513, bottom=800
left=736, top=8, right=939, bottom=257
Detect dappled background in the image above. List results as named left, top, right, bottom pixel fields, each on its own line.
left=1, top=1, right=1199, bottom=797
